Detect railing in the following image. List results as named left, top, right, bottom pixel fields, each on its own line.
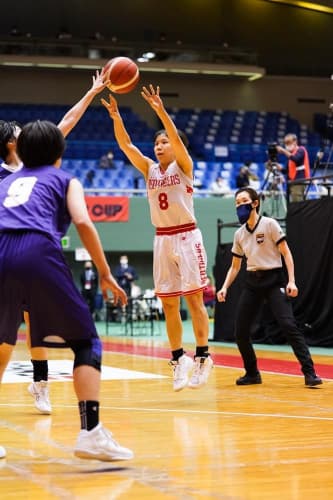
left=0, top=35, right=258, bottom=67
left=84, top=188, right=236, bottom=197
left=105, top=297, right=160, bottom=336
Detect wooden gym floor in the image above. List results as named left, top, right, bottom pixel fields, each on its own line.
left=0, top=322, right=332, bottom=499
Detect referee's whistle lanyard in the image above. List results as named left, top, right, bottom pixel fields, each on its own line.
left=236, top=203, right=254, bottom=224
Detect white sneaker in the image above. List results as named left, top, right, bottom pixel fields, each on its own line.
left=169, top=354, right=194, bottom=392
left=188, top=356, right=213, bottom=389
left=28, top=381, right=52, bottom=414
left=74, top=423, right=134, bottom=461
left=0, top=446, right=6, bottom=459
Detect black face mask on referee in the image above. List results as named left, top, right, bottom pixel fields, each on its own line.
left=236, top=202, right=254, bottom=224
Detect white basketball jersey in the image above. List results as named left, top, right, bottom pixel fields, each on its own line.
left=147, top=161, right=196, bottom=227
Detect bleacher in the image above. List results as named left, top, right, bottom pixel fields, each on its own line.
left=0, top=103, right=329, bottom=196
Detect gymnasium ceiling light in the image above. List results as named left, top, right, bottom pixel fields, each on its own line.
left=264, top=0, right=333, bottom=14
left=0, top=56, right=265, bottom=81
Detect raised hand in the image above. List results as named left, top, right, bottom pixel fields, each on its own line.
left=101, top=94, right=119, bottom=118
left=90, top=70, right=110, bottom=95
left=141, top=84, right=163, bottom=112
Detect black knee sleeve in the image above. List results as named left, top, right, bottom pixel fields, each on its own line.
left=69, top=338, right=102, bottom=372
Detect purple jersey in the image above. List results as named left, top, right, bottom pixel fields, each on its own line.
left=0, top=164, right=100, bottom=349
left=0, top=165, right=73, bottom=245
left=0, top=162, right=20, bottom=182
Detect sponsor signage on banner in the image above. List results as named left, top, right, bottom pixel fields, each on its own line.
left=85, top=196, right=129, bottom=222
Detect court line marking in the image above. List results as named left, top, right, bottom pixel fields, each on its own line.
left=101, top=343, right=333, bottom=379
left=1, top=404, right=332, bottom=421
left=97, top=406, right=333, bottom=421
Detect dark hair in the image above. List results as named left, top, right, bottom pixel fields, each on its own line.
left=17, top=120, right=65, bottom=168
left=154, top=129, right=189, bottom=148
left=0, top=120, right=21, bottom=161
left=235, top=187, right=260, bottom=213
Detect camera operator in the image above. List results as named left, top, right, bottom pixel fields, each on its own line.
left=276, top=134, right=310, bottom=202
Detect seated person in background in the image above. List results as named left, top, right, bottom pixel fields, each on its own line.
left=264, top=159, right=285, bottom=191
left=99, top=149, right=115, bottom=169
left=203, top=276, right=216, bottom=319
left=246, top=162, right=260, bottom=190
left=210, top=176, right=230, bottom=196
left=84, top=169, right=95, bottom=187
left=236, top=166, right=250, bottom=188
left=131, top=283, right=142, bottom=299
left=314, top=177, right=332, bottom=198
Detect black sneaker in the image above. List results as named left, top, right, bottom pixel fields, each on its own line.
left=304, top=374, right=323, bottom=387
left=236, top=373, right=262, bottom=386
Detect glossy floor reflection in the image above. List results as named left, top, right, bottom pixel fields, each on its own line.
left=1, top=329, right=332, bottom=499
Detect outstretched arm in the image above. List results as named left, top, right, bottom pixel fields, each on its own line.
left=141, top=85, right=193, bottom=177
left=66, top=178, right=127, bottom=306
left=101, top=94, right=152, bottom=177
left=58, top=70, right=109, bottom=138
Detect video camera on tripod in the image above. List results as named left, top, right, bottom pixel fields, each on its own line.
left=267, top=143, right=279, bottom=171
left=262, top=142, right=284, bottom=190
left=260, top=143, right=287, bottom=217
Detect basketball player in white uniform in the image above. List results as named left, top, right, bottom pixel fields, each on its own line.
left=217, top=187, right=322, bottom=387
left=0, top=70, right=109, bottom=417
left=102, top=85, right=213, bottom=391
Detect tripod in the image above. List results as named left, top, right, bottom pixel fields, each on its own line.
left=304, top=105, right=333, bottom=199
left=303, top=142, right=333, bottom=200
left=260, top=164, right=287, bottom=219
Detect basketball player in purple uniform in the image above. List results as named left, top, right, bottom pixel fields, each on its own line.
left=0, top=120, right=133, bottom=461
left=102, top=85, right=213, bottom=392
left=0, top=70, right=109, bottom=414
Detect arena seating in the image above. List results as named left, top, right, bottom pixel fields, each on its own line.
left=0, top=103, right=328, bottom=196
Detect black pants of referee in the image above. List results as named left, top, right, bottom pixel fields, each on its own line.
left=234, top=269, right=315, bottom=377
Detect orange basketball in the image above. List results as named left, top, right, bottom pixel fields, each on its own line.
left=103, top=57, right=140, bottom=94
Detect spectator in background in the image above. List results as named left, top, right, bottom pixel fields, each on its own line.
left=99, top=149, right=116, bottom=169
left=276, top=133, right=310, bottom=202
left=210, top=175, right=230, bottom=196
left=80, top=261, right=98, bottom=316
left=264, top=159, right=285, bottom=191
left=236, top=165, right=250, bottom=189
left=84, top=169, right=95, bottom=187
left=246, top=162, right=260, bottom=190
left=114, top=255, right=138, bottom=297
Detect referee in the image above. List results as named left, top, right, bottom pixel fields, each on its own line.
left=217, top=187, right=322, bottom=387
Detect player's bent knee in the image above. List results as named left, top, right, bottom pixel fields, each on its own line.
left=69, top=338, right=102, bottom=372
